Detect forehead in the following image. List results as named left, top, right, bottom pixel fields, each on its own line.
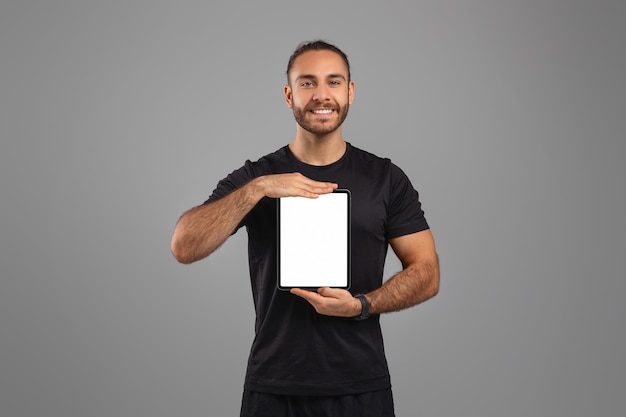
left=289, top=50, right=349, bottom=80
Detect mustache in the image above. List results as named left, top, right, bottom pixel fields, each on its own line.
left=305, top=103, right=337, bottom=111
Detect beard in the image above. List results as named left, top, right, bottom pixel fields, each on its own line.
left=292, top=102, right=350, bottom=135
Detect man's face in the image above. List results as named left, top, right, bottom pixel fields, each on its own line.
left=285, top=50, right=355, bottom=135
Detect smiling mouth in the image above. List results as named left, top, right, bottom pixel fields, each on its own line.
left=310, top=109, right=334, bottom=115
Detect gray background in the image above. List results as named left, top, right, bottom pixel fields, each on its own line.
left=1, top=1, right=624, bottom=416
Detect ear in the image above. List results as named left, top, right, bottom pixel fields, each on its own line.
left=284, top=85, right=293, bottom=108
left=348, top=80, right=355, bottom=105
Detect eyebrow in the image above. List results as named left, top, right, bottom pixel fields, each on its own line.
left=295, top=73, right=347, bottom=82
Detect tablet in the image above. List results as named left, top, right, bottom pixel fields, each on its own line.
left=277, top=189, right=351, bottom=290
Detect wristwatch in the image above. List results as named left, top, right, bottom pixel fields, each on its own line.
left=353, top=294, right=370, bottom=321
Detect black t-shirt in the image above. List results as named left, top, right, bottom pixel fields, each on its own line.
left=205, top=143, right=429, bottom=396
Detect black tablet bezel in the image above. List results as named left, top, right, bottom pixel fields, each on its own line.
left=277, top=189, right=351, bottom=291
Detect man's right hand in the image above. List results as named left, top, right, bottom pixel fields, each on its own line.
left=254, top=173, right=338, bottom=199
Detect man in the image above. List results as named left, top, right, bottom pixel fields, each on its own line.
left=171, top=40, right=439, bottom=417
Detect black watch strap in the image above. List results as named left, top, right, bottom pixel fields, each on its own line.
left=354, top=294, right=370, bottom=321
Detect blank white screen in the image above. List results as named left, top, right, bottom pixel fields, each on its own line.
left=279, top=192, right=349, bottom=288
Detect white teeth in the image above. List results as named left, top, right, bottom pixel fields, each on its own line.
left=312, top=109, right=333, bottom=114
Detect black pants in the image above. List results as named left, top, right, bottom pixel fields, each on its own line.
left=240, top=388, right=395, bottom=417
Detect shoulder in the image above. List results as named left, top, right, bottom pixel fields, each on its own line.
left=205, top=146, right=289, bottom=202
left=347, top=144, right=416, bottom=193
left=244, top=146, right=291, bottom=174
left=348, top=144, right=409, bottom=180
left=347, top=144, right=393, bottom=175
left=348, top=144, right=391, bottom=165
left=231, top=146, right=290, bottom=178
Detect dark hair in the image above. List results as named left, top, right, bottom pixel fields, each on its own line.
left=286, top=40, right=351, bottom=83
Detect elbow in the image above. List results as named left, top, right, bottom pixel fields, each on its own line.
left=417, top=275, right=439, bottom=305
left=428, top=262, right=440, bottom=299
left=420, top=258, right=440, bottom=301
left=170, top=232, right=196, bottom=265
left=429, top=275, right=440, bottom=299
left=171, top=240, right=190, bottom=264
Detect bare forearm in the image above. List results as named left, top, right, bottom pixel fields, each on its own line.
left=366, top=257, right=439, bottom=314
left=170, top=180, right=262, bottom=264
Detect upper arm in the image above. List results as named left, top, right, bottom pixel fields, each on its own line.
left=389, top=229, right=438, bottom=269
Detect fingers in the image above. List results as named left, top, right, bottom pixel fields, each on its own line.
left=306, top=182, right=338, bottom=197
left=290, top=287, right=330, bottom=314
left=290, top=288, right=315, bottom=299
left=263, top=173, right=338, bottom=199
left=290, top=287, right=358, bottom=317
left=289, top=174, right=338, bottom=198
left=290, top=287, right=339, bottom=301
left=316, top=287, right=343, bottom=298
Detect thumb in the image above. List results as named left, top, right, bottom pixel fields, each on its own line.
left=316, top=287, right=331, bottom=296
left=317, top=287, right=342, bottom=298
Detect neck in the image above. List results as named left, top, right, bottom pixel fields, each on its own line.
left=289, top=129, right=347, bottom=166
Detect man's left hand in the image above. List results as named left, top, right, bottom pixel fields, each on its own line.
left=290, top=287, right=361, bottom=318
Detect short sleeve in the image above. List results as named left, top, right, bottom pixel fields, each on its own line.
left=202, top=160, right=261, bottom=233
left=385, top=163, right=429, bottom=239
left=204, top=160, right=258, bottom=204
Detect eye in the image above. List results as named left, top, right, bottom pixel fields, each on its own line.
left=329, top=80, right=341, bottom=86
left=300, top=81, right=314, bottom=87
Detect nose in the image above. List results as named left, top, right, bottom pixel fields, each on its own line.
left=312, top=84, right=330, bottom=102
